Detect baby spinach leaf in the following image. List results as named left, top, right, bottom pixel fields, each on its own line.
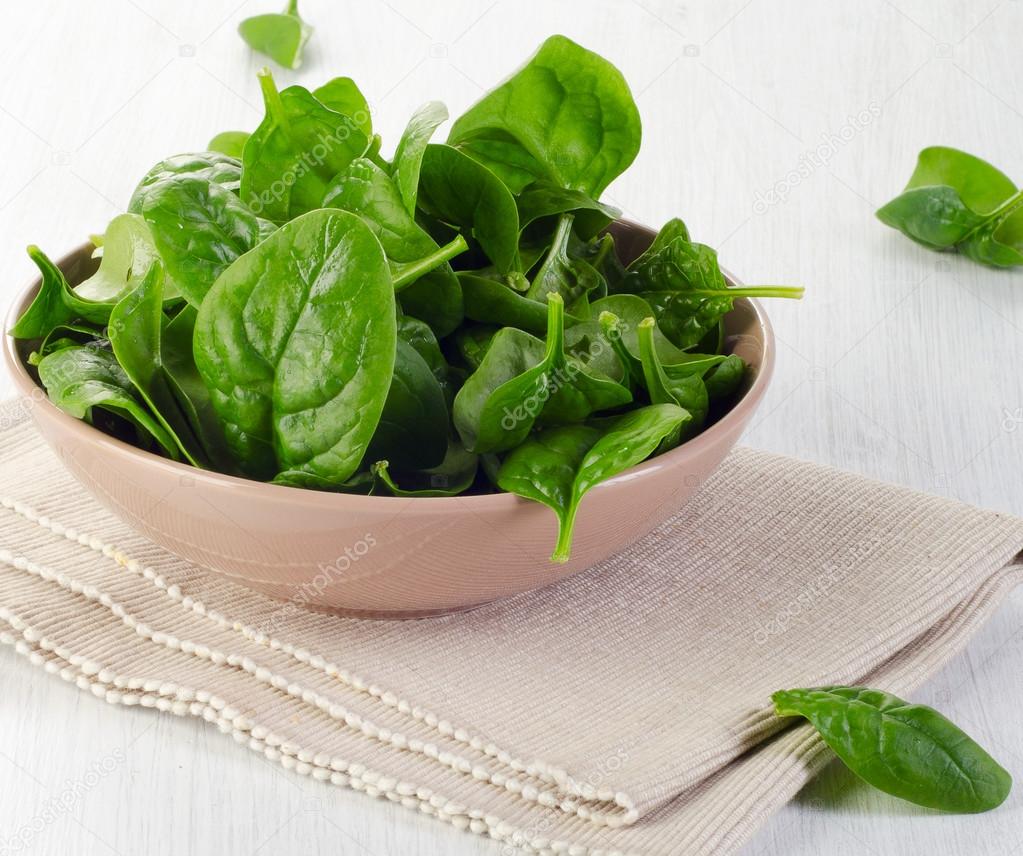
left=312, top=77, right=371, bottom=136
left=625, top=235, right=803, bottom=348
left=574, top=232, right=627, bottom=292
left=459, top=272, right=553, bottom=335
left=76, top=213, right=181, bottom=305
left=10, top=246, right=120, bottom=336
left=241, top=69, right=369, bottom=223
left=37, top=345, right=180, bottom=459
left=141, top=176, right=276, bottom=307
left=129, top=152, right=241, bottom=214
left=194, top=209, right=396, bottom=483
left=363, top=339, right=448, bottom=472
left=322, top=157, right=465, bottom=335
left=453, top=294, right=628, bottom=453
left=877, top=146, right=1023, bottom=268
left=526, top=213, right=605, bottom=316
left=773, top=687, right=1012, bottom=814
left=498, top=403, right=687, bottom=561
left=417, top=144, right=523, bottom=282
left=391, top=101, right=448, bottom=215
left=636, top=317, right=704, bottom=442
left=107, top=263, right=204, bottom=466
left=449, top=35, right=641, bottom=198
left=208, top=131, right=250, bottom=158
left=238, top=0, right=312, bottom=70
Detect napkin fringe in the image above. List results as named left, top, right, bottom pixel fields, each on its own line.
left=0, top=605, right=646, bottom=856
left=0, top=495, right=640, bottom=827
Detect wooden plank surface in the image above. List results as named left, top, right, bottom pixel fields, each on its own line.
left=1, top=1, right=1021, bottom=854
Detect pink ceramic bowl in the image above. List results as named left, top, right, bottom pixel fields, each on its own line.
left=4, top=222, right=773, bottom=617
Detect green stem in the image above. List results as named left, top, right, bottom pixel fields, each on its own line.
left=960, top=187, right=1023, bottom=243
left=285, top=0, right=299, bottom=16
left=689, top=286, right=805, bottom=300
left=392, top=235, right=468, bottom=291
left=257, top=68, right=288, bottom=131
left=551, top=504, right=578, bottom=563
left=598, top=311, right=639, bottom=386
left=542, top=292, right=566, bottom=370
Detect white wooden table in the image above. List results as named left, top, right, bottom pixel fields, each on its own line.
left=1, top=1, right=1021, bottom=854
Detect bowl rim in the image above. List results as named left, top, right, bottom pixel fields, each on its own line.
left=3, top=231, right=774, bottom=510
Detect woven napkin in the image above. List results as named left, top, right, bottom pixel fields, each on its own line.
left=1, top=400, right=1021, bottom=856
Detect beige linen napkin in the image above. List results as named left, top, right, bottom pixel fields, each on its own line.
left=1, top=401, right=1021, bottom=856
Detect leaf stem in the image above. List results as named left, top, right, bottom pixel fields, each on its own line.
left=392, top=235, right=468, bottom=291
left=689, top=285, right=805, bottom=300
left=257, top=68, right=288, bottom=130
left=551, top=505, right=577, bottom=563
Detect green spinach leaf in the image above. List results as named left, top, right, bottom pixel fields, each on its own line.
left=773, top=687, right=1012, bottom=814
left=128, top=152, right=241, bottom=214
left=322, top=157, right=465, bottom=335
left=417, top=143, right=523, bottom=282
left=107, top=263, right=204, bottom=466
left=241, top=69, right=369, bottom=223
left=876, top=146, right=1023, bottom=268
left=497, top=403, right=687, bottom=561
left=312, top=77, right=371, bottom=135
left=142, top=176, right=276, bottom=307
left=391, top=101, right=448, bottom=215
left=448, top=35, right=641, bottom=198
left=194, top=209, right=396, bottom=483
left=37, top=345, right=180, bottom=459
left=526, top=213, right=605, bottom=316
left=238, top=0, right=312, bottom=70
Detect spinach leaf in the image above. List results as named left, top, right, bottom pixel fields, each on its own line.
left=497, top=403, right=687, bottom=561
left=37, top=345, right=180, bottom=459
left=312, top=77, right=371, bottom=135
left=391, top=101, right=448, bottom=215
left=238, top=0, right=312, bottom=70
left=208, top=131, right=250, bottom=158
left=876, top=146, right=1023, bottom=268
left=141, top=176, right=276, bottom=307
left=449, top=35, right=641, bottom=198
left=322, top=157, right=465, bottom=335
left=10, top=246, right=120, bottom=336
left=241, top=69, right=369, bottom=223
left=575, top=232, right=627, bottom=292
left=128, top=152, right=241, bottom=214
left=107, top=263, right=204, bottom=466
left=451, top=325, right=498, bottom=371
left=397, top=315, right=455, bottom=403
left=624, top=235, right=803, bottom=348
left=453, top=294, right=629, bottom=453
left=459, top=272, right=554, bottom=335
left=194, top=209, right=396, bottom=484
left=417, top=144, right=523, bottom=282
left=636, top=317, right=704, bottom=443
left=526, top=213, right=605, bottom=316
left=773, top=687, right=1012, bottom=814
left=363, top=339, right=448, bottom=472
left=76, top=213, right=181, bottom=305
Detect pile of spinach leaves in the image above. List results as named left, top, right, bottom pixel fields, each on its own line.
left=10, top=35, right=802, bottom=561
